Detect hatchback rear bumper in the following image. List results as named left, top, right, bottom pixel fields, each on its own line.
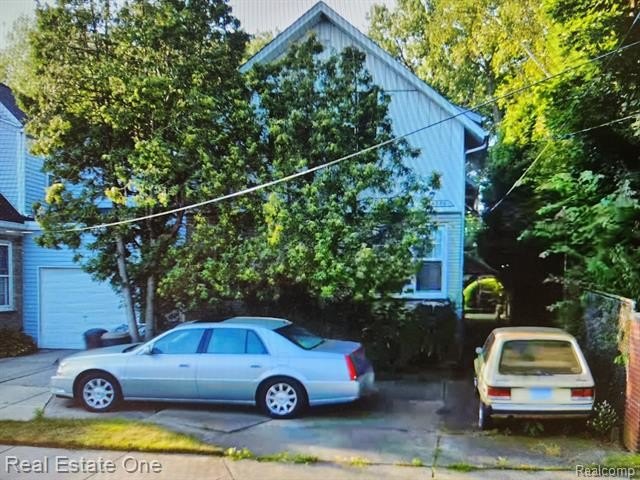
left=489, top=402, right=592, bottom=418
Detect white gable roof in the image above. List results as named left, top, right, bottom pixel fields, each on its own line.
left=241, top=1, right=486, bottom=143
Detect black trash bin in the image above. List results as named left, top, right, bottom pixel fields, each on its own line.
left=101, top=331, right=132, bottom=347
left=84, top=328, right=107, bottom=350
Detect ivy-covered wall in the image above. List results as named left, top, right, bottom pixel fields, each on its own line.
left=581, top=292, right=631, bottom=417
left=578, top=291, right=639, bottom=451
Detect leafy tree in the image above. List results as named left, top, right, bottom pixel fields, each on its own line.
left=485, top=0, right=640, bottom=309
left=242, top=30, right=274, bottom=62
left=159, top=37, right=439, bottom=310
left=369, top=0, right=549, bottom=127
left=0, top=15, right=34, bottom=86
left=12, top=0, right=250, bottom=340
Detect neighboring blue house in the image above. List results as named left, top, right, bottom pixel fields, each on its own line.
left=0, top=83, right=126, bottom=349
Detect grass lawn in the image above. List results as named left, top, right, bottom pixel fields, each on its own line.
left=0, top=418, right=222, bottom=455
left=604, top=453, right=640, bottom=468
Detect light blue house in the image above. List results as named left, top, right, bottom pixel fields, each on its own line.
left=0, top=83, right=126, bottom=349
left=0, top=2, right=485, bottom=349
left=243, top=2, right=487, bottom=314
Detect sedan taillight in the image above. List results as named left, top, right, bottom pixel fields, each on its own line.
left=487, top=386, right=511, bottom=399
left=345, top=355, right=358, bottom=381
left=571, top=387, right=594, bottom=399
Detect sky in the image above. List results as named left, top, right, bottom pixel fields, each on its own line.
left=0, top=0, right=395, bottom=49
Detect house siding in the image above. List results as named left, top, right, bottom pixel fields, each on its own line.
left=0, top=104, right=21, bottom=213
left=304, top=19, right=467, bottom=310
left=438, top=213, right=464, bottom=314
left=298, top=19, right=467, bottom=213
left=0, top=234, right=23, bottom=330
left=24, top=152, right=46, bottom=217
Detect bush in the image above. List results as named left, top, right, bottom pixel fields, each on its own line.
left=0, top=329, right=37, bottom=358
left=196, top=290, right=459, bottom=373
left=362, top=300, right=457, bottom=372
left=587, top=401, right=619, bottom=437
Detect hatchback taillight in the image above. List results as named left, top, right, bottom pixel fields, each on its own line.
left=345, top=355, right=358, bottom=381
left=571, top=387, right=594, bottom=399
left=487, top=386, right=511, bottom=399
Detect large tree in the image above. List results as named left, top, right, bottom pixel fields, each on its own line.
left=12, top=0, right=251, bottom=340
left=369, top=0, right=549, bottom=128
left=159, top=38, right=439, bottom=312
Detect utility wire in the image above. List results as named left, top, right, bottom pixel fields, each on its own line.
left=559, top=111, right=640, bottom=137
left=488, top=110, right=640, bottom=213
left=488, top=17, right=640, bottom=213
left=55, top=39, right=640, bottom=233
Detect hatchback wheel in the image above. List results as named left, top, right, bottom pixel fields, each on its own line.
left=260, top=378, right=306, bottom=419
left=478, top=401, right=492, bottom=430
left=78, top=373, right=120, bottom=412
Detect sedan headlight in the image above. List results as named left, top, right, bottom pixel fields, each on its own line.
left=55, top=361, right=69, bottom=376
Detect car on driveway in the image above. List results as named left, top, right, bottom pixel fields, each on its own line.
left=50, top=316, right=375, bottom=418
left=473, top=327, right=595, bottom=429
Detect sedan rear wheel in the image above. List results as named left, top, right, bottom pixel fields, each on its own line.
left=260, top=378, right=305, bottom=419
left=78, top=373, right=120, bottom=412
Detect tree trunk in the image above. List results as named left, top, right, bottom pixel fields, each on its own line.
left=145, top=274, right=156, bottom=341
left=115, top=235, right=139, bottom=342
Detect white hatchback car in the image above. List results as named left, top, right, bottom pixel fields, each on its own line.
left=474, top=327, right=595, bottom=429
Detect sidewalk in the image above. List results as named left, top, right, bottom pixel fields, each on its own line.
left=0, top=445, right=582, bottom=480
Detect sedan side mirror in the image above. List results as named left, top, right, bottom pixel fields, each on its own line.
left=475, top=347, right=483, bottom=356
left=140, top=344, right=154, bottom=355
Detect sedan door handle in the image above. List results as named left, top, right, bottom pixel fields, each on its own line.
left=250, top=365, right=262, bottom=368
left=178, top=364, right=190, bottom=368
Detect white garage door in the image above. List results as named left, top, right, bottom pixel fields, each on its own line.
left=40, top=268, right=128, bottom=349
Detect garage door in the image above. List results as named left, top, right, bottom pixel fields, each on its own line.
left=40, top=268, right=128, bottom=349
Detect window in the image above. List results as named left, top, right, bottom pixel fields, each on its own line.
left=151, top=328, right=204, bottom=355
left=0, top=243, right=12, bottom=310
left=206, top=329, right=268, bottom=354
left=499, top=340, right=582, bottom=375
left=415, top=227, right=446, bottom=294
left=275, top=325, right=324, bottom=350
left=483, top=332, right=495, bottom=357
left=246, top=330, right=268, bottom=354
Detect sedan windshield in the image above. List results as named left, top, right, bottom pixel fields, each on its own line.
left=275, top=325, right=324, bottom=350
left=499, top=340, right=582, bottom=375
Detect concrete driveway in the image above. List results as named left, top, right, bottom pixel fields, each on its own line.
left=0, top=351, right=628, bottom=469
left=0, top=350, right=75, bottom=420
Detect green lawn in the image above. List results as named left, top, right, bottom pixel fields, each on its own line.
left=0, top=418, right=222, bottom=455
left=604, top=453, right=640, bottom=468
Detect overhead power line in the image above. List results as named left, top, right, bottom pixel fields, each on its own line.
left=487, top=16, right=640, bottom=213
left=54, top=39, right=640, bottom=233
left=488, top=111, right=640, bottom=213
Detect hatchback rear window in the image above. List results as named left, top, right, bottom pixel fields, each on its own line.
left=275, top=325, right=324, bottom=350
left=499, top=340, right=582, bottom=375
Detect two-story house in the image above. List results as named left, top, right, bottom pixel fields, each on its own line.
left=0, top=83, right=127, bottom=348
left=242, top=2, right=487, bottom=314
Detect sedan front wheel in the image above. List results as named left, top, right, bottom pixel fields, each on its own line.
left=78, top=373, right=121, bottom=412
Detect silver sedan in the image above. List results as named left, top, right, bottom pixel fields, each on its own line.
left=51, top=317, right=376, bottom=418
